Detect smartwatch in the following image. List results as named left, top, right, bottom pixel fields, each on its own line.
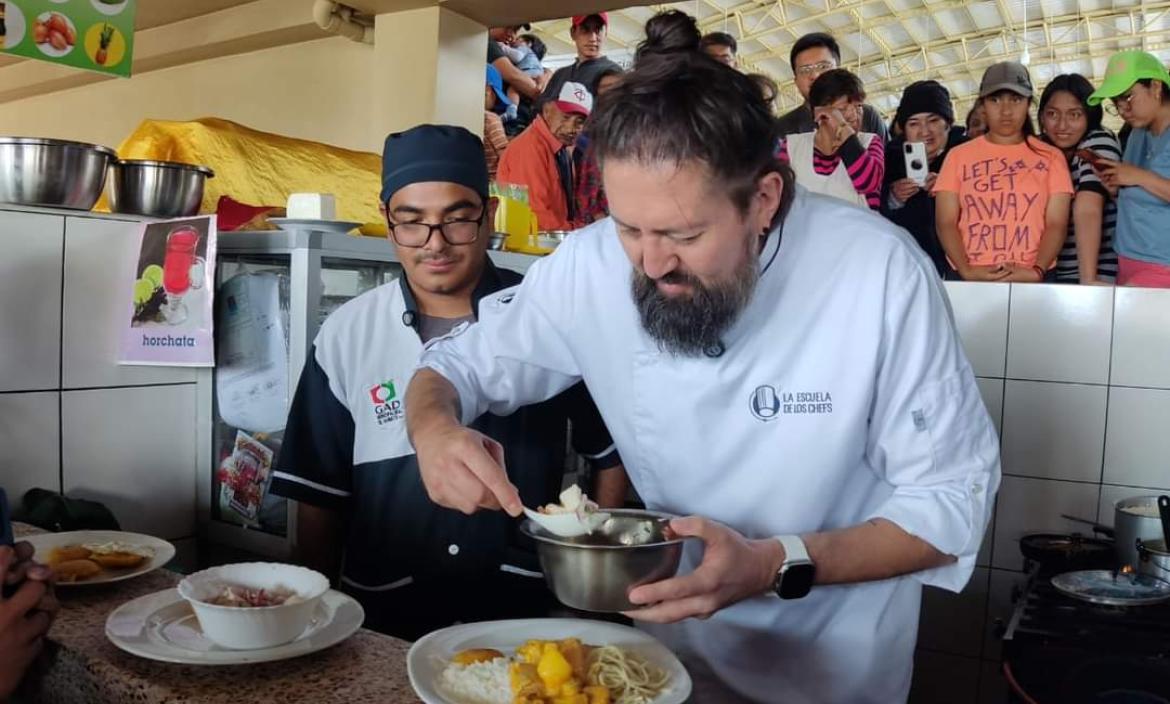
left=772, top=534, right=816, bottom=599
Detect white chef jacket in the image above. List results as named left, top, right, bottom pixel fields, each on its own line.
left=418, top=187, right=1002, bottom=704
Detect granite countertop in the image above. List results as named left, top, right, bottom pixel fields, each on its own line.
left=14, top=523, right=419, bottom=704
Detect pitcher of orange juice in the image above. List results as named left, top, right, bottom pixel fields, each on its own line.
left=491, top=182, right=538, bottom=249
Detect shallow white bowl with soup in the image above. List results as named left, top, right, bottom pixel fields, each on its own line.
left=178, top=562, right=330, bottom=650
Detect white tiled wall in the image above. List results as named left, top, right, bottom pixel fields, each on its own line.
left=1005, top=285, right=1113, bottom=384
left=1103, top=386, right=1170, bottom=489
left=946, top=283, right=1010, bottom=378
left=1111, top=288, right=1170, bottom=389
left=975, top=378, right=1004, bottom=434
left=923, top=282, right=1169, bottom=704
left=1000, top=381, right=1107, bottom=483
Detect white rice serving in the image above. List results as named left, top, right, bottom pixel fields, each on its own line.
left=437, top=659, right=511, bottom=704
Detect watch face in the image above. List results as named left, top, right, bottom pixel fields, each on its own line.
left=777, top=563, right=816, bottom=599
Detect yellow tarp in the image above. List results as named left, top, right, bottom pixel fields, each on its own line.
left=101, top=117, right=388, bottom=236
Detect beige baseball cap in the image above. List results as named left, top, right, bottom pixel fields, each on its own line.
left=979, top=61, right=1034, bottom=99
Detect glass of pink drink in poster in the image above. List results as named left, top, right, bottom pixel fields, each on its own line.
left=163, top=226, right=206, bottom=325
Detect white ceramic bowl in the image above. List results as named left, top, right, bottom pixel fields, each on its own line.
left=177, top=562, right=330, bottom=650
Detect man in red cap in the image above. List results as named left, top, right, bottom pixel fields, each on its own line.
left=497, top=81, right=592, bottom=231
left=542, top=13, right=621, bottom=103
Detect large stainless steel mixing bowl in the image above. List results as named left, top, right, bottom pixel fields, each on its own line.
left=0, top=137, right=117, bottom=210
left=108, top=159, right=214, bottom=218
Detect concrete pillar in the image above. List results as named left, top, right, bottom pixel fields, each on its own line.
left=372, top=6, right=485, bottom=142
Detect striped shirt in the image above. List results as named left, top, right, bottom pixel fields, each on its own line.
left=777, top=133, right=886, bottom=210
left=483, top=111, right=509, bottom=181
left=1055, top=129, right=1120, bottom=282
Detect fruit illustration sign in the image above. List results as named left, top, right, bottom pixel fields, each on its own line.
left=0, top=0, right=135, bottom=77
left=120, top=216, right=217, bottom=366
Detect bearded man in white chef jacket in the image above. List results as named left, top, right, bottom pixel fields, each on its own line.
left=404, top=39, right=1001, bottom=704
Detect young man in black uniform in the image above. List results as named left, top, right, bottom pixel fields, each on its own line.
left=270, top=125, right=625, bottom=640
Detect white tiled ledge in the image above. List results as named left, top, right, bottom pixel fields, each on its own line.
left=945, top=281, right=1170, bottom=389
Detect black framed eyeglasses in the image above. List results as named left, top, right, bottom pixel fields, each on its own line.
left=386, top=208, right=486, bottom=248
left=1105, top=91, right=1137, bottom=116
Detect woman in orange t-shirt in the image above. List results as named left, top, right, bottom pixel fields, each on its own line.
left=934, top=62, right=1074, bottom=282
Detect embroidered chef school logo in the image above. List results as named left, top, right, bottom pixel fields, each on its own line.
left=368, top=379, right=404, bottom=425
left=750, top=385, right=781, bottom=422
left=750, top=385, right=835, bottom=422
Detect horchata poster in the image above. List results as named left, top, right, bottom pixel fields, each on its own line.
left=119, top=216, right=216, bottom=366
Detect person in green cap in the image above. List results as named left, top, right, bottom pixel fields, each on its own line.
left=1088, top=50, right=1170, bottom=287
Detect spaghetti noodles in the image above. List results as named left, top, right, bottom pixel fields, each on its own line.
left=587, top=645, right=671, bottom=704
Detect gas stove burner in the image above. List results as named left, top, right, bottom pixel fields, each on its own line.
left=1003, top=567, right=1170, bottom=703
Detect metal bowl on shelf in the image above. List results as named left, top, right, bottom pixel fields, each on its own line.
left=521, top=508, right=685, bottom=612
left=108, top=159, right=215, bottom=217
left=537, top=230, right=570, bottom=250
left=0, top=137, right=117, bottom=210
left=488, top=232, right=507, bottom=250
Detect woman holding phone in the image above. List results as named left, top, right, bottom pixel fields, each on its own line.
left=882, top=80, right=967, bottom=278
left=934, top=62, right=1073, bottom=282
left=1038, top=74, right=1121, bottom=284
left=1088, top=51, right=1170, bottom=287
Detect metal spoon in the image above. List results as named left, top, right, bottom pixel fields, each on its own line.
left=522, top=507, right=611, bottom=538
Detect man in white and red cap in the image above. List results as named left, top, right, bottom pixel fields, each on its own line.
left=542, top=13, right=621, bottom=103
left=497, top=81, right=593, bottom=231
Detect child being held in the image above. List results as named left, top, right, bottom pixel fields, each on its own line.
left=499, top=33, right=549, bottom=121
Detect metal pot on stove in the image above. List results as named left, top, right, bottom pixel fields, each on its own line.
left=1136, top=538, right=1170, bottom=584
left=1116, top=496, right=1169, bottom=569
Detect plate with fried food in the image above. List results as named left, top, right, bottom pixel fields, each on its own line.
left=25, top=530, right=175, bottom=585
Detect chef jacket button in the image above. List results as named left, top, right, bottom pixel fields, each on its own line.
left=971, top=483, right=982, bottom=495
left=448, top=544, right=460, bottom=556
left=704, top=343, right=725, bottom=358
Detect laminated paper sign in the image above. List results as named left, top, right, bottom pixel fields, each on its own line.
left=120, top=216, right=217, bottom=367
left=1, top=0, right=136, bottom=77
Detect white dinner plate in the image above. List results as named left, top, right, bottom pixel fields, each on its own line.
left=269, top=218, right=361, bottom=234
left=105, top=587, right=364, bottom=665
left=408, top=618, right=692, bottom=704
left=24, top=530, right=175, bottom=586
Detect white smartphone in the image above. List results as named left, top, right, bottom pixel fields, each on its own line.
left=903, top=142, right=929, bottom=186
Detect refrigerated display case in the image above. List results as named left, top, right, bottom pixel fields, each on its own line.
left=197, top=229, right=537, bottom=560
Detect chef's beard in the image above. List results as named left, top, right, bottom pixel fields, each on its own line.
left=631, top=242, right=759, bottom=357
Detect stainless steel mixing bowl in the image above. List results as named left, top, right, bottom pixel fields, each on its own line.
left=521, top=509, right=685, bottom=612
left=0, top=137, right=117, bottom=210
left=108, top=159, right=214, bottom=217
